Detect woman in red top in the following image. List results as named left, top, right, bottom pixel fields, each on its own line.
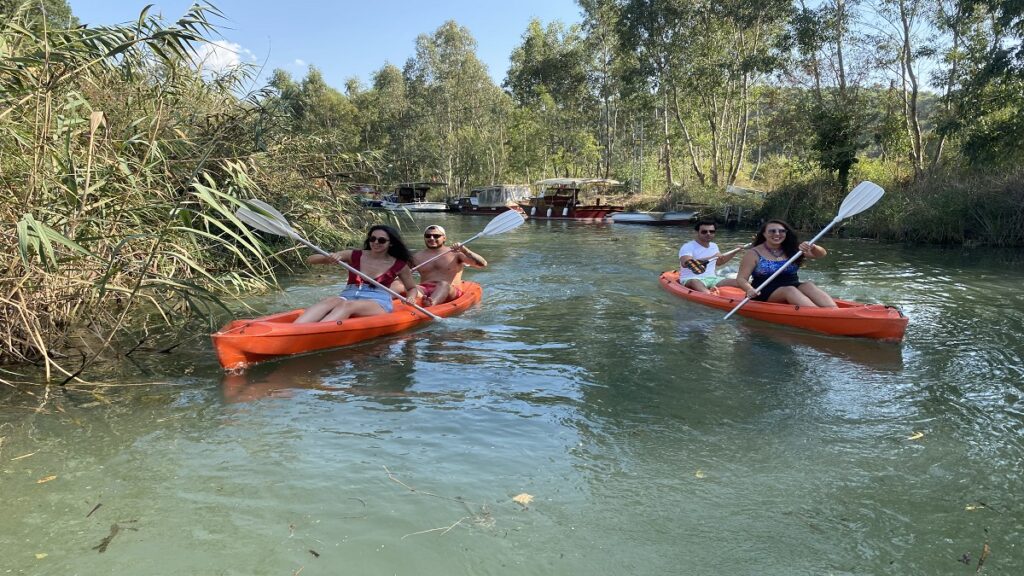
left=294, top=225, right=420, bottom=324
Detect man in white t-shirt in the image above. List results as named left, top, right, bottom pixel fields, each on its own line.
left=678, top=219, right=743, bottom=292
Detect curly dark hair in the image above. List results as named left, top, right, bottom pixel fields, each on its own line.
left=363, top=225, right=413, bottom=263
left=753, top=219, right=804, bottom=263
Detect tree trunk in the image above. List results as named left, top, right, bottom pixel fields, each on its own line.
left=662, top=90, right=673, bottom=188
left=671, top=89, right=706, bottom=186
left=899, top=0, right=924, bottom=177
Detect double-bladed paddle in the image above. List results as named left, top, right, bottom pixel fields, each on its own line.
left=411, top=209, right=526, bottom=271
left=235, top=199, right=441, bottom=320
left=723, top=181, right=885, bottom=320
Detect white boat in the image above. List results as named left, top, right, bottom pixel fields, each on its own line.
left=376, top=181, right=450, bottom=212
left=609, top=209, right=699, bottom=225
left=380, top=199, right=449, bottom=212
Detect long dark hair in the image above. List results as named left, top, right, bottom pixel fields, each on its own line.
left=362, top=225, right=413, bottom=263
left=753, top=219, right=803, bottom=262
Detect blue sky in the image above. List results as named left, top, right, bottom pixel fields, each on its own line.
left=67, top=1, right=583, bottom=90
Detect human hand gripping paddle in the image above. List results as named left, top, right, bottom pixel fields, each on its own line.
left=410, top=209, right=526, bottom=271
left=234, top=199, right=442, bottom=320
left=723, top=181, right=885, bottom=320
left=685, top=243, right=752, bottom=274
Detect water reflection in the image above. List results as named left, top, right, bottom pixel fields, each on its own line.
left=221, top=338, right=433, bottom=407
left=740, top=322, right=904, bottom=372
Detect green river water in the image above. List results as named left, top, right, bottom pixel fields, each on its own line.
left=2, top=214, right=1022, bottom=575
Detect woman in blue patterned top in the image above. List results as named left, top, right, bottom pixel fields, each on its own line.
left=734, top=219, right=836, bottom=307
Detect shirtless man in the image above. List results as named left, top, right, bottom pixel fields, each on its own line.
left=410, top=225, right=487, bottom=306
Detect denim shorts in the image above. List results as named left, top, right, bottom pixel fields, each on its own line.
left=338, top=284, right=395, bottom=313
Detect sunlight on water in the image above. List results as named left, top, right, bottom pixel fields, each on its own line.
left=2, top=215, right=1022, bottom=574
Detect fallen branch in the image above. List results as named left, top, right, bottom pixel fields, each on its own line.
left=401, top=516, right=469, bottom=540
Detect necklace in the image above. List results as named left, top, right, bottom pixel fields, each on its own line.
left=766, top=246, right=785, bottom=258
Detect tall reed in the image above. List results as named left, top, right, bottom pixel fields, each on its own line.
left=1, top=5, right=368, bottom=381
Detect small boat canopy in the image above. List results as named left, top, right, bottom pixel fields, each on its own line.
left=475, top=184, right=531, bottom=207
left=534, top=178, right=621, bottom=188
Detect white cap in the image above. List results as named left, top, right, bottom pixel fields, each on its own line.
left=424, top=225, right=446, bottom=235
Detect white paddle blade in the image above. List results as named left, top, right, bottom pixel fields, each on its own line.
left=479, top=209, right=526, bottom=237
left=836, top=181, right=884, bottom=220
left=245, top=198, right=290, bottom=223
left=236, top=206, right=298, bottom=239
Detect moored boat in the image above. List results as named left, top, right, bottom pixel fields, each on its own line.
left=658, top=271, right=907, bottom=340
left=451, top=184, right=530, bottom=216
left=212, top=282, right=482, bottom=370
left=609, top=208, right=699, bottom=225
left=519, top=178, right=624, bottom=220
left=377, top=181, right=450, bottom=212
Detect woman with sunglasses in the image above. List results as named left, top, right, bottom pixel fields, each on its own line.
left=294, top=225, right=420, bottom=323
left=734, top=219, right=837, bottom=308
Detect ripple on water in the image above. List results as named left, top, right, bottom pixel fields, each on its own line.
left=4, top=230, right=1024, bottom=575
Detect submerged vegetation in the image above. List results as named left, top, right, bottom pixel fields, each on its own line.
left=1, top=0, right=1023, bottom=378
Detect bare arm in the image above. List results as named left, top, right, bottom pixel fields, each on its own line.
left=453, top=243, right=487, bottom=268
left=308, top=249, right=351, bottom=265
left=715, top=245, right=744, bottom=265
left=799, top=242, right=827, bottom=259
left=397, top=266, right=420, bottom=299
left=734, top=250, right=760, bottom=298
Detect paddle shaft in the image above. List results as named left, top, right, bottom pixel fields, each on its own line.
left=234, top=201, right=441, bottom=319
left=722, top=220, right=838, bottom=320
left=702, top=243, right=750, bottom=264
left=297, top=235, right=441, bottom=320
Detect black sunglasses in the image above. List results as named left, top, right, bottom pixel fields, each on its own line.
left=369, top=236, right=390, bottom=244
left=699, top=229, right=716, bottom=235
left=424, top=233, right=444, bottom=239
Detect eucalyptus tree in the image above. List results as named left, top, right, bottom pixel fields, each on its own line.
left=506, top=19, right=601, bottom=178
left=617, top=0, right=789, bottom=189
left=579, top=0, right=633, bottom=179
left=932, top=0, right=1024, bottom=167
left=790, top=0, right=873, bottom=191
left=402, top=20, right=507, bottom=192
left=865, top=0, right=933, bottom=176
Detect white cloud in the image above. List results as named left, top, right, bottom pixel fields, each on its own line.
left=294, top=59, right=307, bottom=68
left=194, top=40, right=256, bottom=75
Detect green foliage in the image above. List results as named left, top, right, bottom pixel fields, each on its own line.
left=6, top=0, right=1024, bottom=378
left=0, top=3, right=370, bottom=377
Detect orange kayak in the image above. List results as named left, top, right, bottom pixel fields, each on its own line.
left=212, top=282, right=482, bottom=370
left=659, top=271, right=907, bottom=341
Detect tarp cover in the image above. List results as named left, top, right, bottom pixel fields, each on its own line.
left=476, top=185, right=531, bottom=207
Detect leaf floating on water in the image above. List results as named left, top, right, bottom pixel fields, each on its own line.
left=35, top=553, right=47, bottom=560
left=907, top=431, right=924, bottom=441
left=512, top=493, right=534, bottom=507
left=695, top=470, right=706, bottom=479
left=965, top=502, right=987, bottom=512
left=37, top=475, right=57, bottom=484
